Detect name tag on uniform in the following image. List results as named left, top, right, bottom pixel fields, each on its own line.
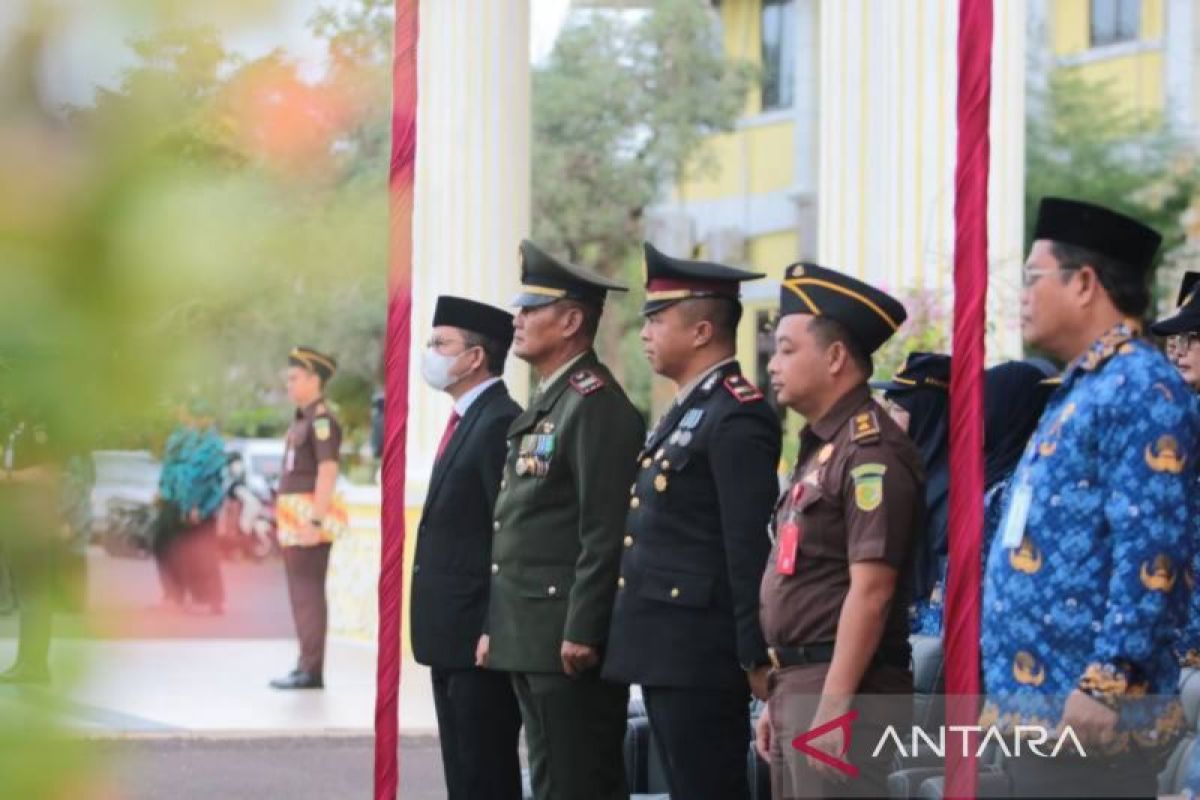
left=775, top=483, right=804, bottom=575
left=1000, top=481, right=1033, bottom=549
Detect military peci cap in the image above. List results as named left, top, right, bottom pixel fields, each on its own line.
left=1032, top=197, right=1162, bottom=274
left=432, top=295, right=514, bottom=348
left=778, top=263, right=907, bottom=355
left=641, top=242, right=764, bottom=316
left=872, top=352, right=951, bottom=394
left=1150, top=271, right=1200, bottom=336
left=512, top=240, right=628, bottom=309
left=288, top=346, right=338, bottom=382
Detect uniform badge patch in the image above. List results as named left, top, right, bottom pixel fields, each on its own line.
left=314, top=418, right=331, bottom=441
left=1145, top=435, right=1186, bottom=473
left=570, top=370, right=605, bottom=396
left=850, top=412, right=881, bottom=444
left=723, top=375, right=763, bottom=403
left=850, top=463, right=886, bottom=511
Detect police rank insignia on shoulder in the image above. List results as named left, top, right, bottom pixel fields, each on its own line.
left=570, top=370, right=605, bottom=396
left=850, top=463, right=887, bottom=511
left=850, top=411, right=881, bottom=444
left=723, top=375, right=763, bottom=403
left=314, top=418, right=331, bottom=441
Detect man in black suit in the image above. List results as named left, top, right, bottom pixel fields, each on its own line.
left=603, top=244, right=782, bottom=800
left=411, top=296, right=523, bottom=800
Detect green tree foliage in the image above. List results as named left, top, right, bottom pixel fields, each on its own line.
left=1025, top=68, right=1200, bottom=304
left=532, top=0, right=754, bottom=405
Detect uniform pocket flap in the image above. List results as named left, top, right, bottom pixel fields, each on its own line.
left=637, top=567, right=714, bottom=609
left=514, top=564, right=574, bottom=600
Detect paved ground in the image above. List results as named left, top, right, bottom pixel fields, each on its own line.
left=1, top=548, right=453, bottom=798
left=82, top=735, right=447, bottom=800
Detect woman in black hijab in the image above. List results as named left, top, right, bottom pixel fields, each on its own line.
left=877, top=352, right=951, bottom=636
left=981, top=360, right=1057, bottom=555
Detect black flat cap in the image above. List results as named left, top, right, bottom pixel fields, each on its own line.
left=288, top=346, right=338, bottom=382
left=432, top=296, right=514, bottom=348
left=512, top=240, right=628, bottom=309
left=641, top=242, right=763, bottom=315
left=1150, top=271, right=1200, bottom=336
left=778, top=263, right=907, bottom=355
left=872, top=352, right=951, bottom=394
left=1032, top=197, right=1162, bottom=273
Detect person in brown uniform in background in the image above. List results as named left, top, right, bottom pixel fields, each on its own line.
left=755, top=264, right=923, bottom=799
left=270, top=346, right=345, bottom=691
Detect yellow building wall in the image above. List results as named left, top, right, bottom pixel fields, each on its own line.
left=678, top=0, right=795, bottom=204
left=1049, top=0, right=1165, bottom=119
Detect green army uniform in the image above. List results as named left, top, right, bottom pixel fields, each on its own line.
left=485, top=240, right=645, bottom=800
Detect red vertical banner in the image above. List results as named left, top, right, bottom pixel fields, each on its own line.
left=376, top=1, right=418, bottom=798
left=946, top=0, right=992, bottom=798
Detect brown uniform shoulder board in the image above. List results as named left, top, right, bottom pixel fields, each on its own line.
left=850, top=411, right=882, bottom=444
left=723, top=375, right=763, bottom=404
left=570, top=369, right=605, bottom=396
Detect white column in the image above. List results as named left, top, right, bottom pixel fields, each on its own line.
left=408, top=0, right=531, bottom=504
left=791, top=0, right=819, bottom=259
left=816, top=0, right=1025, bottom=360
left=1165, top=0, right=1198, bottom=143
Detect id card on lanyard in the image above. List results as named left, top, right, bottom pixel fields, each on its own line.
left=776, top=481, right=805, bottom=575
left=1000, top=444, right=1040, bottom=549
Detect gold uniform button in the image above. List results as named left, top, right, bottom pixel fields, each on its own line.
left=547, top=585, right=557, bottom=596
left=491, top=563, right=499, bottom=575
left=618, top=577, right=626, bottom=588
left=670, top=587, right=680, bottom=599
left=641, top=457, right=652, bottom=469
left=630, top=497, right=640, bottom=509
left=623, top=535, right=634, bottom=548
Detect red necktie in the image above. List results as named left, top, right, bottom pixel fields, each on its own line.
left=435, top=411, right=461, bottom=462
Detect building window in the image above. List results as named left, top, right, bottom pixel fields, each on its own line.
left=761, top=0, right=795, bottom=111
left=1090, top=0, right=1141, bottom=48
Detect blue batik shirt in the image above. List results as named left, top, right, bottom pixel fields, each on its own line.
left=981, top=322, right=1200, bottom=750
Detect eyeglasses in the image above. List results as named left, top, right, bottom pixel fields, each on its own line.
left=426, top=336, right=467, bottom=352
left=1167, top=333, right=1200, bottom=352
left=1021, top=266, right=1064, bottom=289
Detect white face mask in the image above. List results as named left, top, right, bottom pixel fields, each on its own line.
left=421, top=346, right=467, bottom=391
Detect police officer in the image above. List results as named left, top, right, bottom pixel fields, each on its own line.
left=0, top=415, right=59, bottom=684
left=1152, top=271, right=1200, bottom=391
left=270, top=346, right=344, bottom=690
left=755, top=263, right=922, bottom=799
left=476, top=240, right=645, bottom=800
left=411, top=296, right=523, bottom=800
left=603, top=243, right=781, bottom=800
left=982, top=198, right=1199, bottom=797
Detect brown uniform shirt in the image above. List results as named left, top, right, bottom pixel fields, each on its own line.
left=759, top=384, right=922, bottom=652
left=278, top=399, right=342, bottom=495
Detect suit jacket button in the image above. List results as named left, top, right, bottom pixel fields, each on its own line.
left=547, top=585, right=557, bottom=596
left=623, top=535, right=633, bottom=548
left=491, top=563, right=500, bottom=575
left=670, top=587, right=680, bottom=599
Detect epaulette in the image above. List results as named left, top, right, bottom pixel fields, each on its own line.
left=850, top=411, right=882, bottom=444
left=723, top=374, right=763, bottom=404
left=570, top=369, right=605, bottom=396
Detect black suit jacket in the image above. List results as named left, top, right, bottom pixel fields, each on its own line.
left=410, top=381, right=521, bottom=669
left=603, top=361, right=781, bottom=690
